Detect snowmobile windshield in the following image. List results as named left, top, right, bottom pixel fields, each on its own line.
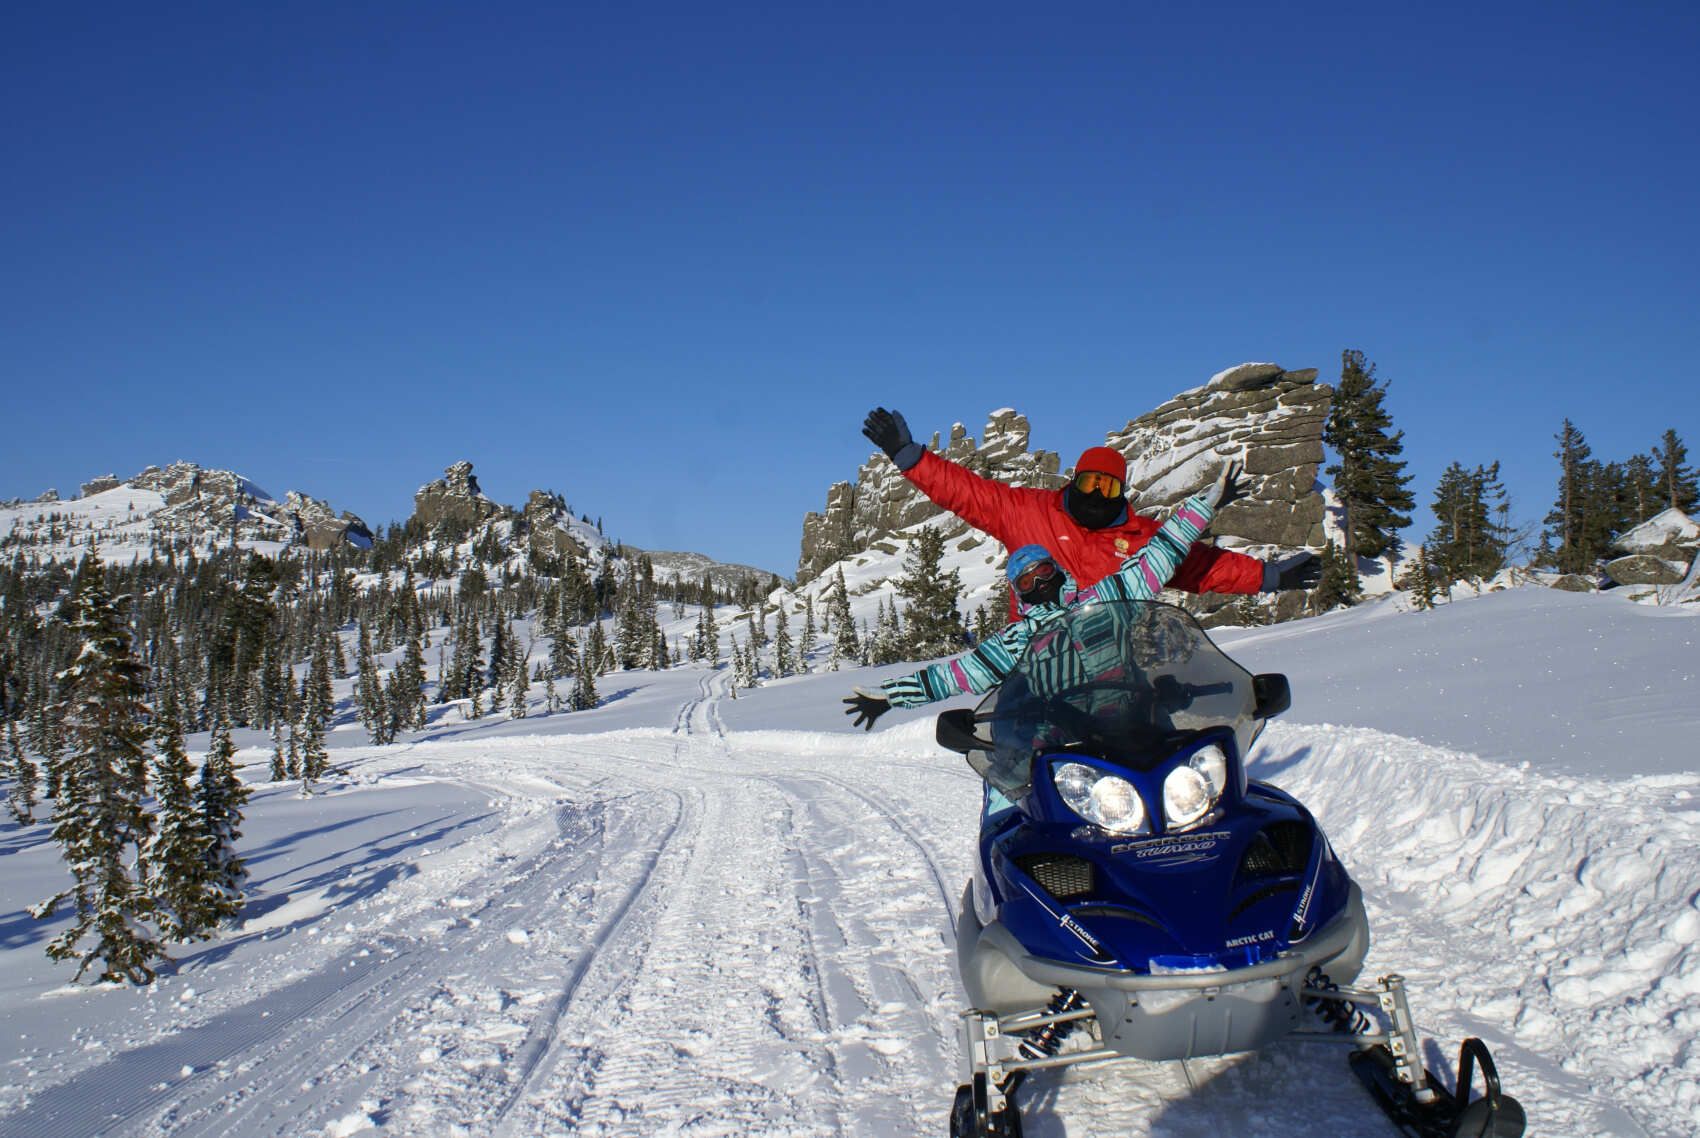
left=971, top=599, right=1257, bottom=794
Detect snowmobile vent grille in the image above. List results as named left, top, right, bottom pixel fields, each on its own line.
left=1237, top=822, right=1313, bottom=881
left=1231, top=883, right=1298, bottom=920
left=1068, top=904, right=1159, bottom=929
left=1016, top=854, right=1095, bottom=900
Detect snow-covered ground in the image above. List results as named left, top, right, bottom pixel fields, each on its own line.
left=2, top=586, right=1697, bottom=1136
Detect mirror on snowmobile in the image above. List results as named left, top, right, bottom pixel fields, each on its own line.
left=1253, top=673, right=1291, bottom=719
left=936, top=708, right=991, bottom=755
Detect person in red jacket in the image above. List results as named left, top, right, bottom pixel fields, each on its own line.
left=861, top=407, right=1321, bottom=614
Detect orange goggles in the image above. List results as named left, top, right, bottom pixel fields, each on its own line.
left=1013, top=559, right=1059, bottom=594
left=1073, top=471, right=1124, bottom=497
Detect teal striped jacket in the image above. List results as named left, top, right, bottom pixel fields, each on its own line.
left=879, top=494, right=1216, bottom=708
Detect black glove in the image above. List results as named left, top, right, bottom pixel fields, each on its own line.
left=842, top=688, right=892, bottom=731
left=1262, top=552, right=1324, bottom=592
left=1201, top=459, right=1245, bottom=510
left=862, top=408, right=921, bottom=471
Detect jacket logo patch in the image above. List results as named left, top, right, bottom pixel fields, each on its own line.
left=1115, top=538, right=1130, bottom=554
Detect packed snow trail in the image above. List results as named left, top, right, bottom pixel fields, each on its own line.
left=2, top=667, right=1691, bottom=1135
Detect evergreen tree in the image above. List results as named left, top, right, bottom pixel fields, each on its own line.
left=1543, top=419, right=1596, bottom=573
left=801, top=596, right=816, bottom=665
left=830, top=569, right=859, bottom=662
left=773, top=607, right=794, bottom=677
left=1311, top=541, right=1360, bottom=611
left=268, top=721, right=287, bottom=781
left=1656, top=429, right=1698, bottom=513
left=145, top=688, right=219, bottom=941
left=6, top=719, right=37, bottom=824
left=544, top=673, right=560, bottom=715
left=198, top=713, right=249, bottom=925
left=1396, top=545, right=1440, bottom=611
left=29, top=566, right=164, bottom=984
left=1428, top=461, right=1509, bottom=584
left=895, top=527, right=964, bottom=659
left=1323, top=349, right=1415, bottom=565
left=572, top=641, right=600, bottom=711
left=507, top=653, right=529, bottom=718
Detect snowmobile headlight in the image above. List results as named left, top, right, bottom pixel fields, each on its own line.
left=1054, top=762, right=1149, bottom=835
left=1163, top=765, right=1217, bottom=830
left=1189, top=745, right=1229, bottom=798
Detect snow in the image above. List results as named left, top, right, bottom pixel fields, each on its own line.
left=1, top=586, right=1696, bottom=1136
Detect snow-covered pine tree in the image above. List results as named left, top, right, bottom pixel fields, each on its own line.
left=544, top=673, right=560, bottom=714
left=29, top=564, right=164, bottom=984
left=895, top=525, right=964, bottom=660
left=145, top=687, right=219, bottom=941
left=572, top=641, right=600, bottom=710
left=355, top=619, right=384, bottom=736
left=773, top=607, right=794, bottom=677
left=831, top=569, right=859, bottom=662
left=6, top=719, right=37, bottom=824
left=801, top=596, right=816, bottom=663
left=198, top=712, right=249, bottom=925
left=268, top=721, right=287, bottom=781
left=508, top=652, right=529, bottom=718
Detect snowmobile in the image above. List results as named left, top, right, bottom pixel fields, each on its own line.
left=934, top=598, right=1524, bottom=1138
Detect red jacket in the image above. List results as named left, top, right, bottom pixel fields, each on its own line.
left=903, top=449, right=1264, bottom=614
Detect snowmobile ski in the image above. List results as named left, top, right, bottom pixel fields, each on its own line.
left=1350, top=1037, right=1526, bottom=1138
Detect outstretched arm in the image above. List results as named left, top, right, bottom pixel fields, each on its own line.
left=862, top=407, right=1039, bottom=541
left=1096, top=461, right=1238, bottom=602
left=841, top=620, right=1037, bottom=730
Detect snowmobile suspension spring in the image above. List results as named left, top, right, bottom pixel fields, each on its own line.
left=1305, top=967, right=1373, bottom=1035
left=1018, top=988, right=1088, bottom=1061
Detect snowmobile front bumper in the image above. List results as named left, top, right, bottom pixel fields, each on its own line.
left=964, top=880, right=1369, bottom=1061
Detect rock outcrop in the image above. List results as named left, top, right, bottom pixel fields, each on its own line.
left=79, top=474, right=121, bottom=497
left=283, top=491, right=374, bottom=551
left=1106, top=364, right=1329, bottom=549
left=796, top=365, right=1331, bottom=587
left=412, top=461, right=505, bottom=534
left=797, top=410, right=1062, bottom=584
left=522, top=490, right=589, bottom=560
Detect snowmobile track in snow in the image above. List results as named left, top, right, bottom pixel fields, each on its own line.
left=0, top=789, right=686, bottom=1138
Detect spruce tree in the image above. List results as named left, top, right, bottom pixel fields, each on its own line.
left=29, top=566, right=164, bottom=984
left=268, top=721, right=287, bottom=781
left=1543, top=419, right=1595, bottom=573
left=830, top=569, right=859, bottom=662
left=1428, top=461, right=1509, bottom=584
left=1656, top=429, right=1697, bottom=513
left=1323, top=349, right=1415, bottom=567
left=198, top=713, right=249, bottom=925
left=895, top=527, right=964, bottom=660
left=6, top=719, right=37, bottom=824
left=1311, top=541, right=1360, bottom=611
left=145, top=688, right=218, bottom=942
left=507, top=654, right=529, bottom=718
left=773, top=607, right=794, bottom=677
left=573, top=643, right=600, bottom=711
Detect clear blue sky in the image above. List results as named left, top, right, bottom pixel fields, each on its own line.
left=4, top=3, right=1695, bottom=575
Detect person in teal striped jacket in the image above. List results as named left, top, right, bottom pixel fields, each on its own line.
left=843, top=460, right=1244, bottom=730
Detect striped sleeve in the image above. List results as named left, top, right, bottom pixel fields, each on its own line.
left=1099, top=494, right=1216, bottom=602
left=879, top=619, right=1037, bottom=706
